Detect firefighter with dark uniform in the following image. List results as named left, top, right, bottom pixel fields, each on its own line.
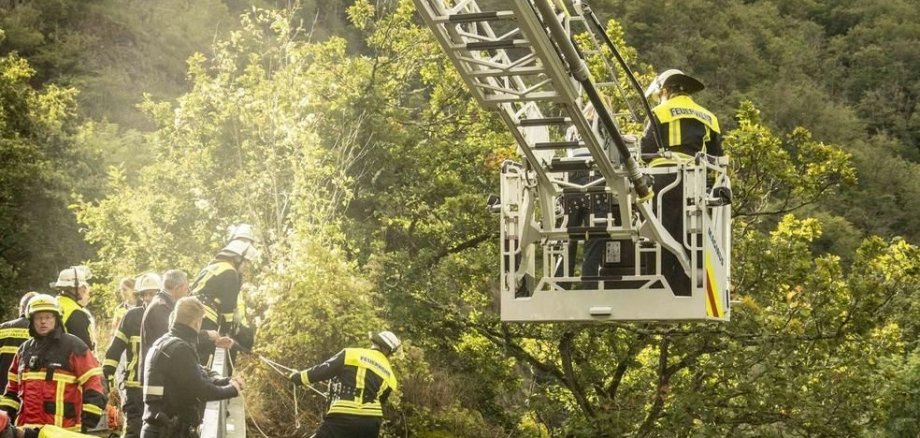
left=49, top=267, right=97, bottom=351
left=141, top=297, right=242, bottom=438
left=289, top=331, right=401, bottom=438
left=103, top=273, right=161, bottom=438
left=0, top=293, right=38, bottom=393
left=0, top=294, right=106, bottom=432
left=189, top=238, right=259, bottom=366
left=640, top=69, right=724, bottom=296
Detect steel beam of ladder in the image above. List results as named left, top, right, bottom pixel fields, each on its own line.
left=414, top=0, right=635, bottom=226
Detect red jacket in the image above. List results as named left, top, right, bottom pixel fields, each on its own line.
left=0, top=325, right=105, bottom=432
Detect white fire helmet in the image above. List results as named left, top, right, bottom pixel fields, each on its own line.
left=50, top=266, right=92, bottom=289
left=371, top=330, right=401, bottom=355
left=644, top=69, right=705, bottom=101
left=135, top=272, right=163, bottom=293
left=218, top=239, right=261, bottom=263
left=227, top=223, right=258, bottom=243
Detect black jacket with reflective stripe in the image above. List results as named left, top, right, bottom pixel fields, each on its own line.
left=57, top=294, right=96, bottom=351
left=189, top=260, right=241, bottom=334
left=296, top=348, right=397, bottom=417
left=103, top=306, right=144, bottom=388
left=142, top=323, right=238, bottom=427
left=0, top=317, right=30, bottom=392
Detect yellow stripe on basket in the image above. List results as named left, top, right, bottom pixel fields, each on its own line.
left=704, top=252, right=723, bottom=318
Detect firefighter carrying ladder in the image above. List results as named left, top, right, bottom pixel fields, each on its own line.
left=413, top=0, right=732, bottom=322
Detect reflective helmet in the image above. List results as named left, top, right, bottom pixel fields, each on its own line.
left=135, top=272, right=163, bottom=293
left=227, top=223, right=259, bottom=243
left=371, top=330, right=401, bottom=355
left=644, top=69, right=705, bottom=100
left=27, top=294, right=62, bottom=318
left=50, top=265, right=92, bottom=289
left=218, top=239, right=260, bottom=263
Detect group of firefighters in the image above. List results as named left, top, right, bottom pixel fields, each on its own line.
left=0, top=66, right=718, bottom=438
left=0, top=224, right=402, bottom=438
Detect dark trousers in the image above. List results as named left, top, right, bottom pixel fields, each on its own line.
left=123, top=387, right=143, bottom=438
left=654, top=171, right=691, bottom=296
left=312, top=414, right=381, bottom=438
left=140, top=422, right=198, bottom=438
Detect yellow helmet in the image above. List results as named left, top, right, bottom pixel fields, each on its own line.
left=27, top=294, right=62, bottom=318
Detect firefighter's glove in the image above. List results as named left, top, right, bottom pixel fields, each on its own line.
left=288, top=371, right=302, bottom=386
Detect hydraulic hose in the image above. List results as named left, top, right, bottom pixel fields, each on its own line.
left=531, top=0, right=652, bottom=201
left=581, top=1, right=664, bottom=153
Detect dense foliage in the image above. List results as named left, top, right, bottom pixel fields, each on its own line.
left=1, top=0, right=918, bottom=436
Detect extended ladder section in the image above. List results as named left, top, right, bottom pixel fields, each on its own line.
left=414, top=0, right=731, bottom=322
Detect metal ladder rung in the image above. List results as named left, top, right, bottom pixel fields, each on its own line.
left=434, top=11, right=516, bottom=23
left=534, top=141, right=584, bottom=150
left=562, top=186, right=608, bottom=194
left=483, top=92, right=561, bottom=104
left=469, top=66, right=545, bottom=77
left=462, top=39, right=530, bottom=50
left=517, top=117, right=569, bottom=126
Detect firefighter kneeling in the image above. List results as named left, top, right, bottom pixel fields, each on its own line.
left=289, top=331, right=400, bottom=438
left=141, top=297, right=242, bottom=438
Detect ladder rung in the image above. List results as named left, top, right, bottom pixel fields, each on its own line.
left=548, top=159, right=594, bottom=172
left=565, top=226, right=610, bottom=238
left=534, top=141, right=583, bottom=150
left=483, top=92, right=562, bottom=104
left=464, top=39, right=530, bottom=50
left=562, top=186, right=607, bottom=194
left=469, top=66, right=545, bottom=77
left=437, top=11, right=515, bottom=23
left=518, top=117, right=569, bottom=126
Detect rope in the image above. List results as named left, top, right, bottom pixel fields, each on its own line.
left=224, top=350, right=333, bottom=435
left=259, top=355, right=328, bottom=399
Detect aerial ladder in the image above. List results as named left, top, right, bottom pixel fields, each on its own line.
left=413, top=0, right=732, bottom=322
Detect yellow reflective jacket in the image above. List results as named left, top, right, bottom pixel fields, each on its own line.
left=299, top=348, right=398, bottom=417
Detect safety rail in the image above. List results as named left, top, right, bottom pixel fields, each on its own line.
left=201, top=348, right=247, bottom=438
left=414, top=0, right=732, bottom=322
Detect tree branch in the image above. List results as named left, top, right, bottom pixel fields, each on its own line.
left=559, top=329, right=595, bottom=418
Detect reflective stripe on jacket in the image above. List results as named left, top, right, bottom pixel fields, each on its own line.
left=644, top=94, right=723, bottom=158
left=103, top=306, right=144, bottom=388
left=190, top=261, right=240, bottom=332
left=0, top=317, right=30, bottom=392
left=57, top=295, right=96, bottom=351
left=0, top=326, right=105, bottom=430
left=299, top=348, right=397, bottom=417
left=142, top=323, right=238, bottom=428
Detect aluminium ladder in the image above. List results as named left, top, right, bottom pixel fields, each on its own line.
left=413, top=0, right=732, bottom=322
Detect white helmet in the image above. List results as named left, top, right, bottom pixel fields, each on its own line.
left=644, top=69, right=705, bottom=100
left=218, top=239, right=260, bottom=262
left=135, top=272, right=163, bottom=293
left=50, top=266, right=92, bottom=289
left=227, top=223, right=258, bottom=243
left=371, top=330, right=401, bottom=355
